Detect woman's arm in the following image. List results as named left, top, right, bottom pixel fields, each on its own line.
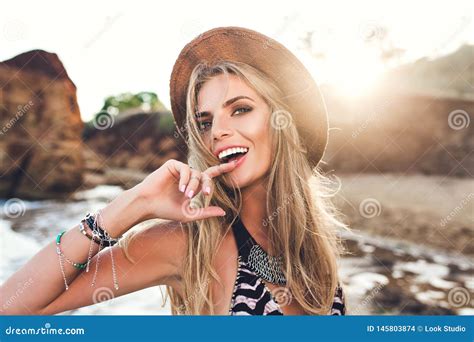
left=39, top=220, right=186, bottom=315
left=0, top=186, right=149, bottom=315
left=0, top=158, right=235, bottom=315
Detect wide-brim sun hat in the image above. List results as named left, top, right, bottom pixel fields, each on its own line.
left=169, top=26, right=329, bottom=169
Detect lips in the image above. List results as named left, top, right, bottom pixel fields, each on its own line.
left=214, top=145, right=249, bottom=158
left=227, top=152, right=245, bottom=163
left=232, top=151, right=248, bottom=169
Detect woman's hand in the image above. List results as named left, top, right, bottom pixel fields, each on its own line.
left=136, top=159, right=238, bottom=223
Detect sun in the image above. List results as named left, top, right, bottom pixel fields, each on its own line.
left=305, top=44, right=385, bottom=97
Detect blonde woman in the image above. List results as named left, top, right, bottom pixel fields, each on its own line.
left=0, top=27, right=348, bottom=316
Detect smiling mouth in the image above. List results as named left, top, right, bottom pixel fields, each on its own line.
left=219, top=149, right=249, bottom=163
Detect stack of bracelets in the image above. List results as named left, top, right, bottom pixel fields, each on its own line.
left=55, top=209, right=122, bottom=291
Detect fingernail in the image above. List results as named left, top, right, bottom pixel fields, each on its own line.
left=180, top=185, right=185, bottom=192
left=205, top=186, right=211, bottom=194
left=187, top=190, right=194, bottom=198
left=219, top=210, right=226, bottom=216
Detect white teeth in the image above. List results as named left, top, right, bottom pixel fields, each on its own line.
left=218, top=147, right=248, bottom=160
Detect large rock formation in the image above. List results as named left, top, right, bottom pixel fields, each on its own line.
left=0, top=50, right=84, bottom=199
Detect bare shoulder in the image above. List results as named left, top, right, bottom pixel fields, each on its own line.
left=121, top=219, right=188, bottom=281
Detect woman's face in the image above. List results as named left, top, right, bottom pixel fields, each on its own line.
left=196, top=73, right=272, bottom=189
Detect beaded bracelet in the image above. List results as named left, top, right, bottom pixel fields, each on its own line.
left=56, top=231, right=88, bottom=290
left=83, top=212, right=120, bottom=247
left=79, top=221, right=101, bottom=245
left=56, top=211, right=122, bottom=291
left=56, top=231, right=88, bottom=269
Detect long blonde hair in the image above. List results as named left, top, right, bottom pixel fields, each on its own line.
left=123, top=60, right=349, bottom=315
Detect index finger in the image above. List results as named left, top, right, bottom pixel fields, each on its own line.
left=203, top=160, right=238, bottom=179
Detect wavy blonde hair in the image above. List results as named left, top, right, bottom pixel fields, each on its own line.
left=123, top=60, right=349, bottom=315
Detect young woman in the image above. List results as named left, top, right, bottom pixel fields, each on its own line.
left=0, top=27, right=348, bottom=316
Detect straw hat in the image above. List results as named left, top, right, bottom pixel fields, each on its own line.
left=169, top=26, right=328, bottom=168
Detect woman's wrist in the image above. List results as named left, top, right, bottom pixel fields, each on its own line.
left=99, top=185, right=149, bottom=238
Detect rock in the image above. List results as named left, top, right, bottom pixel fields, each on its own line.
left=374, top=281, right=456, bottom=315
left=83, top=111, right=186, bottom=186
left=334, top=174, right=473, bottom=257
left=0, top=50, right=84, bottom=199
left=322, top=89, right=474, bottom=178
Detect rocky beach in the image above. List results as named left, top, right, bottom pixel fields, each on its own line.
left=1, top=45, right=472, bottom=315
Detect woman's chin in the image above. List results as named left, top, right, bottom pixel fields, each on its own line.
left=223, top=172, right=250, bottom=189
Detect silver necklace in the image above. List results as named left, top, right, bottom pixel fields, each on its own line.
left=248, top=244, right=286, bottom=285
left=233, top=216, right=287, bottom=285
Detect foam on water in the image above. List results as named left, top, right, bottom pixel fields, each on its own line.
left=0, top=220, right=41, bottom=282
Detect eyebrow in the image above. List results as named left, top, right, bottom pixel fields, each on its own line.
left=195, top=96, right=254, bottom=119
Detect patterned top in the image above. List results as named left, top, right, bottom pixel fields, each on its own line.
left=228, top=216, right=346, bottom=315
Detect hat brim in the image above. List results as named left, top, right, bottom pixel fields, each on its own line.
left=169, top=26, right=328, bottom=168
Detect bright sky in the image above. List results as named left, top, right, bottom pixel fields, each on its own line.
left=1, top=0, right=472, bottom=121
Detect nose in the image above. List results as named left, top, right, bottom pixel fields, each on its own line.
left=212, top=114, right=233, bottom=142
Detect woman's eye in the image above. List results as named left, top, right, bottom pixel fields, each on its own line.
left=196, top=107, right=251, bottom=132
left=198, top=121, right=211, bottom=132
left=233, top=106, right=252, bottom=115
